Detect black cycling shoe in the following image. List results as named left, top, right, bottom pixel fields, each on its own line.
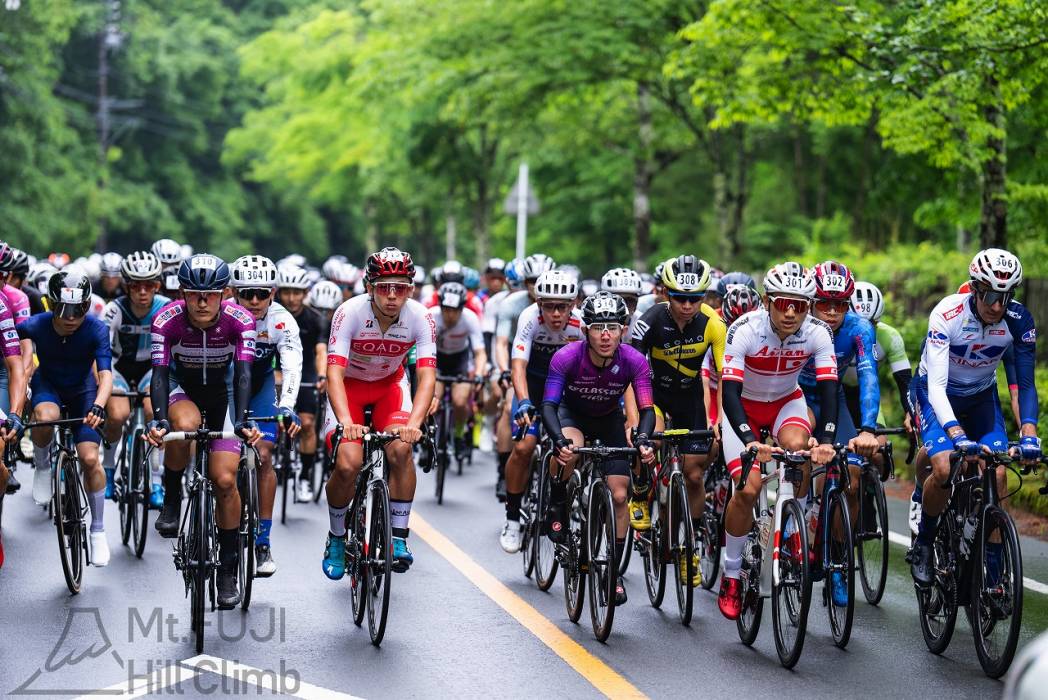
left=615, top=576, right=627, bottom=606
left=216, top=568, right=241, bottom=610
left=545, top=501, right=568, bottom=544
left=910, top=541, right=934, bottom=587
left=154, top=497, right=181, bottom=538
left=5, top=472, right=20, bottom=495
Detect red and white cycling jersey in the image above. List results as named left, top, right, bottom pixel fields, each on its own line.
left=327, top=295, right=436, bottom=382
left=721, top=308, right=837, bottom=401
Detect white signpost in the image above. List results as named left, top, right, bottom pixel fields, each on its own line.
left=504, top=163, right=539, bottom=261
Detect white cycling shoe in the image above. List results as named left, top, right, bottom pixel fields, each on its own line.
left=90, top=531, right=111, bottom=566
left=908, top=497, right=921, bottom=537
left=33, top=466, right=52, bottom=506
left=499, top=520, right=522, bottom=553
left=297, top=480, right=314, bottom=502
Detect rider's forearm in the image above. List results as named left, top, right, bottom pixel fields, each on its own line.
left=637, top=406, right=655, bottom=438
left=151, top=365, right=170, bottom=422
left=511, top=359, right=528, bottom=400
left=232, top=360, right=251, bottom=424
left=314, top=343, right=326, bottom=380
left=4, top=354, right=25, bottom=418
left=540, top=400, right=564, bottom=441
left=473, top=350, right=487, bottom=378
left=623, top=385, right=639, bottom=427
left=815, top=379, right=838, bottom=444
left=94, top=370, right=114, bottom=407
left=496, top=336, right=510, bottom=372
left=892, top=368, right=912, bottom=419
left=327, top=364, right=351, bottom=424
left=721, top=380, right=756, bottom=444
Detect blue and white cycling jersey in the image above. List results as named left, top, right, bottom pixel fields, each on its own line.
left=800, top=309, right=880, bottom=431
left=102, top=295, right=170, bottom=382
left=916, top=292, right=1037, bottom=432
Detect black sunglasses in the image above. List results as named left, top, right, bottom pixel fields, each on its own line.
left=973, top=283, right=1013, bottom=307
left=668, top=292, right=704, bottom=304
left=237, top=288, right=272, bottom=301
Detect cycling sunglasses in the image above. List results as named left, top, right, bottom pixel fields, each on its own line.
left=236, top=288, right=273, bottom=301
left=768, top=295, right=811, bottom=314
left=668, top=292, right=704, bottom=304
left=127, top=280, right=159, bottom=293
left=373, top=282, right=413, bottom=297
left=588, top=322, right=623, bottom=335
left=972, top=283, right=1013, bottom=307
left=814, top=298, right=851, bottom=313
left=539, top=302, right=571, bottom=313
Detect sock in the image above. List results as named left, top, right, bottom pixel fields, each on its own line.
left=149, top=448, right=163, bottom=485
left=506, top=491, right=523, bottom=522
left=911, top=484, right=923, bottom=504
left=88, top=488, right=105, bottom=533
left=390, top=499, right=412, bottom=538
left=723, top=533, right=747, bottom=577
left=300, top=453, right=315, bottom=482
left=163, top=468, right=183, bottom=501
left=328, top=502, right=350, bottom=537
left=257, top=519, right=272, bottom=547
left=103, top=441, right=118, bottom=470
left=218, top=527, right=238, bottom=571
left=33, top=444, right=48, bottom=471
left=916, top=511, right=939, bottom=545
left=497, top=452, right=510, bottom=479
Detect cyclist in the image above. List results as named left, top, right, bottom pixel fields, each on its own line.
left=0, top=274, right=27, bottom=503
left=600, top=267, right=643, bottom=334
left=426, top=261, right=484, bottom=317
left=428, top=281, right=487, bottom=461
left=909, top=248, right=1040, bottom=586
left=307, top=280, right=342, bottom=324
left=541, top=291, right=656, bottom=604
left=21, top=269, right=114, bottom=565
left=152, top=238, right=183, bottom=300
left=717, top=262, right=839, bottom=619
left=321, top=247, right=436, bottom=578
left=478, top=258, right=507, bottom=303
left=230, top=255, right=303, bottom=577
left=276, top=266, right=328, bottom=503
left=98, top=253, right=124, bottom=301
left=500, top=270, right=582, bottom=553
left=146, top=254, right=261, bottom=609
left=629, top=255, right=725, bottom=586
left=100, top=252, right=170, bottom=506
left=704, top=285, right=762, bottom=427
left=5, top=248, right=46, bottom=316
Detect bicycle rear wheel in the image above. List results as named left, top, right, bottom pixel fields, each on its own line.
left=971, top=505, right=1023, bottom=678
left=534, top=456, right=559, bottom=591
left=131, top=429, right=150, bottom=558
left=564, top=482, right=586, bottom=623
left=824, top=490, right=855, bottom=648
left=668, top=473, right=695, bottom=625
left=856, top=471, right=889, bottom=604
left=772, top=498, right=812, bottom=669
left=587, top=480, right=617, bottom=642
left=520, top=455, right=538, bottom=578
left=54, top=452, right=85, bottom=594
left=643, top=497, right=666, bottom=607
left=238, top=463, right=258, bottom=611
left=917, top=515, right=958, bottom=655
left=698, top=496, right=721, bottom=592
left=367, top=479, right=393, bottom=646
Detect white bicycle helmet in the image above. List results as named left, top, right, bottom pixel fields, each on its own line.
left=151, top=238, right=183, bottom=266
left=279, top=253, right=306, bottom=269
left=230, top=255, right=278, bottom=289
left=763, top=261, right=816, bottom=298
left=851, top=281, right=885, bottom=322
left=520, top=253, right=555, bottom=281
left=308, top=280, right=342, bottom=310
left=413, top=265, right=426, bottom=285
left=277, top=265, right=311, bottom=290
left=969, top=248, right=1022, bottom=292
left=600, top=267, right=643, bottom=296
left=322, top=257, right=346, bottom=282
left=100, top=252, right=123, bottom=277
left=121, top=251, right=163, bottom=281
left=29, top=262, right=59, bottom=294
left=534, top=270, right=578, bottom=301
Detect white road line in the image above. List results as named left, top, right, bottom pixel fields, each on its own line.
left=181, top=654, right=365, bottom=700
left=74, top=658, right=200, bottom=699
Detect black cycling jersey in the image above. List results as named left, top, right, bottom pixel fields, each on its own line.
left=630, top=302, right=726, bottom=394
left=279, top=305, right=327, bottom=382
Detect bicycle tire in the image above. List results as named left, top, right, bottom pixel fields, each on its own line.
left=698, top=490, right=721, bottom=592
left=435, top=409, right=450, bottom=504
left=737, top=498, right=763, bottom=645
left=367, top=478, right=393, bottom=646
left=825, top=489, right=855, bottom=649
left=118, top=436, right=133, bottom=546
left=856, top=472, right=889, bottom=605
left=239, top=463, right=258, bottom=611
left=349, top=492, right=368, bottom=627
left=617, top=523, right=633, bottom=576
left=643, top=496, right=667, bottom=608
left=669, top=473, right=695, bottom=625
left=917, top=514, right=958, bottom=655
left=279, top=441, right=291, bottom=525
left=971, top=505, right=1023, bottom=679
left=564, top=479, right=586, bottom=623
left=772, top=498, right=812, bottom=669
left=520, top=453, right=538, bottom=579
left=587, top=479, right=617, bottom=642
left=534, top=454, right=559, bottom=591
left=192, top=483, right=208, bottom=654
left=54, top=452, right=84, bottom=594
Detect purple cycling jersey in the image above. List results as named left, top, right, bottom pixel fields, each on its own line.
left=151, top=299, right=256, bottom=384
left=543, top=340, right=654, bottom=416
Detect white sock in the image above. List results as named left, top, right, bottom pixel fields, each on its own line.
left=33, top=444, right=49, bottom=471
left=328, top=503, right=350, bottom=537
left=722, top=533, right=748, bottom=578
left=390, top=499, right=412, bottom=533
left=88, top=488, right=106, bottom=532
left=150, top=448, right=163, bottom=485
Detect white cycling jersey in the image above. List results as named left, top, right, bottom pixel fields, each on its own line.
left=430, top=306, right=483, bottom=355
left=511, top=303, right=583, bottom=365
left=482, top=289, right=509, bottom=335
left=496, top=289, right=532, bottom=340
left=327, top=294, right=436, bottom=382
left=722, top=308, right=837, bottom=401
left=253, top=301, right=302, bottom=410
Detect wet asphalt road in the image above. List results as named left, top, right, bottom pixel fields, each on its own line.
left=1, top=451, right=1045, bottom=699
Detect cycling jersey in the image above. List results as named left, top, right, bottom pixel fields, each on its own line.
left=431, top=306, right=483, bottom=356
left=495, top=290, right=533, bottom=342
left=0, top=296, right=20, bottom=359
left=88, top=293, right=106, bottom=318
left=327, top=295, right=436, bottom=382
left=102, top=295, right=171, bottom=382
left=282, top=305, right=328, bottom=383
left=631, top=302, right=726, bottom=393
left=542, top=341, right=654, bottom=417
left=916, top=293, right=1037, bottom=430
left=150, top=300, right=257, bottom=385
left=799, top=309, right=879, bottom=430
left=248, top=301, right=302, bottom=411
left=3, top=285, right=30, bottom=324
left=511, top=304, right=583, bottom=381
left=721, top=309, right=837, bottom=402
left=843, top=321, right=910, bottom=384
left=19, top=313, right=112, bottom=393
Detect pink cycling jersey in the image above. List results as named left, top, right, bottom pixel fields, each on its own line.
left=327, top=295, right=436, bottom=382
left=0, top=293, right=20, bottom=357
left=3, top=285, right=30, bottom=324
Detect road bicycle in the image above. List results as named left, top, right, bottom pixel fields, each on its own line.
left=111, top=390, right=150, bottom=557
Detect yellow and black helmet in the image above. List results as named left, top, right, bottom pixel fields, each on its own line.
left=660, top=255, right=711, bottom=294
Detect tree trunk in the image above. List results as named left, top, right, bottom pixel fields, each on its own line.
left=470, top=127, right=497, bottom=267
left=979, top=86, right=1007, bottom=250
left=632, top=82, right=655, bottom=270
left=793, top=125, right=809, bottom=218
left=727, top=125, right=749, bottom=258
left=363, top=198, right=378, bottom=252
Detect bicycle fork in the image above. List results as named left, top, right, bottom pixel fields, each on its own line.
left=771, top=475, right=796, bottom=589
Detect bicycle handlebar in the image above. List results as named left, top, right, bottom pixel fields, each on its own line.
left=571, top=445, right=638, bottom=457
left=23, top=418, right=88, bottom=430
left=162, top=430, right=240, bottom=443
left=650, top=429, right=715, bottom=441
left=436, top=374, right=483, bottom=385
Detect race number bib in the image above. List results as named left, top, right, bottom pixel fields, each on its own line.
left=593, top=296, right=619, bottom=314
left=60, top=287, right=84, bottom=304
left=676, top=272, right=699, bottom=288
left=191, top=255, right=218, bottom=271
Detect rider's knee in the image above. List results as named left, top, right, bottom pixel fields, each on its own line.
left=211, top=467, right=237, bottom=495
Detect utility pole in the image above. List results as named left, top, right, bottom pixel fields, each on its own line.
left=96, top=0, right=124, bottom=252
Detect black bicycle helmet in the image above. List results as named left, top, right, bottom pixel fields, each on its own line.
left=580, top=291, right=629, bottom=326
left=48, top=268, right=94, bottom=319
left=177, top=254, right=230, bottom=292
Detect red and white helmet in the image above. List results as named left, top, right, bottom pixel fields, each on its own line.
left=365, top=247, right=415, bottom=283
left=762, top=261, right=816, bottom=298
left=969, top=248, right=1022, bottom=292
left=811, top=260, right=855, bottom=300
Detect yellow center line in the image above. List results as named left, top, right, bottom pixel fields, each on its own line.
left=411, top=513, right=648, bottom=700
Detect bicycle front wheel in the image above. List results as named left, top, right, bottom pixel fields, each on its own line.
left=772, top=498, right=812, bottom=669
left=856, top=471, right=889, bottom=604
left=367, top=479, right=393, bottom=646
left=971, top=505, right=1023, bottom=679
left=587, top=480, right=617, bottom=642
left=520, top=455, right=538, bottom=579
left=238, top=463, right=258, bottom=611
left=534, top=456, right=559, bottom=591
left=131, top=429, right=150, bottom=558
left=349, top=493, right=367, bottom=627
left=668, top=473, right=695, bottom=625
left=279, top=444, right=291, bottom=525
left=54, top=452, right=85, bottom=594
left=917, top=515, right=958, bottom=655
left=191, top=486, right=209, bottom=654
left=825, top=490, right=855, bottom=648
left=118, top=439, right=133, bottom=546
left=564, top=483, right=586, bottom=623
left=698, top=495, right=721, bottom=592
